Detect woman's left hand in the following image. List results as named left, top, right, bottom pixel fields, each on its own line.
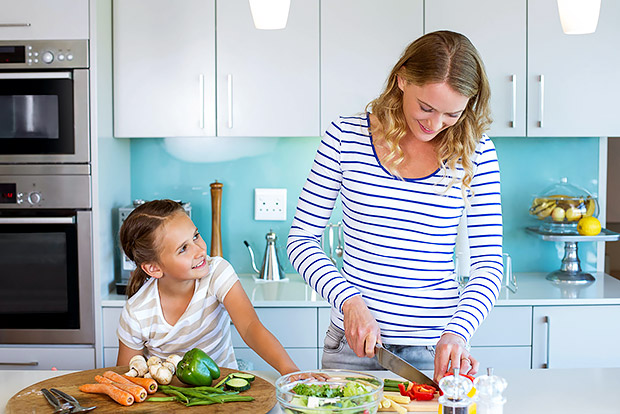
left=433, top=333, right=479, bottom=383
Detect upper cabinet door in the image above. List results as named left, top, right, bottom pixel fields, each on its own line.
left=320, top=0, right=423, bottom=133
left=528, top=0, right=620, bottom=137
left=216, top=0, right=319, bottom=137
left=0, top=0, right=89, bottom=40
left=425, top=0, right=527, bottom=137
left=113, top=0, right=216, bottom=137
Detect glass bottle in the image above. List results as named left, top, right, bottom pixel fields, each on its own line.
left=473, top=367, right=507, bottom=414
left=438, top=368, right=474, bottom=414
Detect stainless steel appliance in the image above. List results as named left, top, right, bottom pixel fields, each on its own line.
left=0, top=165, right=94, bottom=344
left=0, top=39, right=89, bottom=164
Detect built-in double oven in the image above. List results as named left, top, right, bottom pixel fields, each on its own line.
left=0, top=40, right=94, bottom=353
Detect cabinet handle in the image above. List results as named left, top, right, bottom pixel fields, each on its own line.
left=0, top=361, right=39, bottom=366
left=510, top=74, right=516, bottom=128
left=538, top=74, right=545, bottom=128
left=199, top=74, right=205, bottom=129
left=542, top=315, right=551, bottom=368
left=227, top=74, right=233, bottom=129
left=0, top=23, right=31, bottom=27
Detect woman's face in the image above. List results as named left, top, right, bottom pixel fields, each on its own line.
left=397, top=77, right=470, bottom=142
left=152, top=211, right=209, bottom=281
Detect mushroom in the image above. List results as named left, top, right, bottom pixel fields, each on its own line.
left=124, top=355, right=148, bottom=377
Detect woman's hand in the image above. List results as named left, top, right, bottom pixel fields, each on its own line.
left=433, top=333, right=479, bottom=383
left=342, top=295, right=381, bottom=358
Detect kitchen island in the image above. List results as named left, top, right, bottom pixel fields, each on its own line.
left=2, top=367, right=619, bottom=413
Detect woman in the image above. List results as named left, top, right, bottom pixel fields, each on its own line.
left=287, top=31, right=503, bottom=383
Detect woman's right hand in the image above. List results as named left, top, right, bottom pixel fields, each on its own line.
left=342, top=295, right=381, bottom=358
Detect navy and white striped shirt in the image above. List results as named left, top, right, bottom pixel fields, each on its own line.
left=287, top=114, right=503, bottom=345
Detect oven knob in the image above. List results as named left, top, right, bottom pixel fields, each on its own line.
left=28, top=192, right=42, bottom=205
left=42, top=51, right=54, bottom=64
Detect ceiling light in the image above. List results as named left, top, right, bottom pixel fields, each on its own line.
left=249, top=0, right=291, bottom=30
left=557, top=0, right=601, bottom=34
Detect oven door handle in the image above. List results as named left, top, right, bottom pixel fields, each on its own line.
left=0, top=72, right=73, bottom=80
left=0, top=217, right=75, bottom=224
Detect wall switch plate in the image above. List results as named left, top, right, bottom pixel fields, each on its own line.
left=254, top=188, right=287, bottom=221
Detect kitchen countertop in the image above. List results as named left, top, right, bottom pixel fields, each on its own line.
left=2, top=367, right=619, bottom=414
left=102, top=272, right=620, bottom=307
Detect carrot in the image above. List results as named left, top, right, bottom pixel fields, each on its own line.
left=79, top=383, right=134, bottom=406
left=122, top=374, right=158, bottom=394
left=95, top=375, right=147, bottom=402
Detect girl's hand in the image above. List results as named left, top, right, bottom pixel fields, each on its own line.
left=342, top=295, right=381, bottom=358
left=433, top=333, right=479, bottom=383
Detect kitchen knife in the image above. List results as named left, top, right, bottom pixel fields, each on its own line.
left=375, top=344, right=438, bottom=388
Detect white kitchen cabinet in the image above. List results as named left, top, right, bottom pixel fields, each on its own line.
left=216, top=0, right=319, bottom=137
left=320, top=0, right=423, bottom=133
left=0, top=0, right=89, bottom=40
left=0, top=346, right=95, bottom=370
left=425, top=0, right=527, bottom=137
left=102, top=307, right=122, bottom=367
left=532, top=305, right=620, bottom=369
left=113, top=0, right=216, bottom=138
left=113, top=0, right=318, bottom=138
left=470, top=306, right=532, bottom=347
left=527, top=0, right=620, bottom=137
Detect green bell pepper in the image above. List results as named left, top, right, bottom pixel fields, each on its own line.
left=176, top=348, right=220, bottom=386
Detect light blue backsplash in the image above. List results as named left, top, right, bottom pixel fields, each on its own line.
left=129, top=136, right=600, bottom=275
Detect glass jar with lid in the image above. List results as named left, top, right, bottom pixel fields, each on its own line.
left=528, top=177, right=598, bottom=234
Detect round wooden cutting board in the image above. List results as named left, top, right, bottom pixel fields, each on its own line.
left=6, top=366, right=276, bottom=413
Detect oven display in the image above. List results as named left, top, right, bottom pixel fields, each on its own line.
left=0, top=183, right=17, bottom=203
left=0, top=46, right=26, bottom=64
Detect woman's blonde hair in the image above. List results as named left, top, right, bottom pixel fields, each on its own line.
left=367, top=30, right=492, bottom=195
left=119, top=199, right=185, bottom=297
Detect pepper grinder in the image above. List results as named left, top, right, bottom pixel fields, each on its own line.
left=210, top=181, right=223, bottom=257
left=473, top=368, right=507, bottom=414
left=438, top=368, right=474, bottom=414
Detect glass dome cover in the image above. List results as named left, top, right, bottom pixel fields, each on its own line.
left=529, top=177, right=598, bottom=233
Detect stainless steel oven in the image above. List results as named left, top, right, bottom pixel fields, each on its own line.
left=0, top=39, right=89, bottom=164
left=0, top=165, right=94, bottom=345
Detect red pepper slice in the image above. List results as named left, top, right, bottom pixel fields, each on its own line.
left=398, top=382, right=408, bottom=396
left=411, top=384, right=436, bottom=401
left=443, top=372, right=475, bottom=382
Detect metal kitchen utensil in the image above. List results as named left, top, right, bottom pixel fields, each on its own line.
left=335, top=222, right=343, bottom=257
left=41, top=388, right=74, bottom=414
left=50, top=388, right=96, bottom=413
left=244, top=230, right=286, bottom=281
left=328, top=225, right=336, bottom=265
left=375, top=344, right=438, bottom=388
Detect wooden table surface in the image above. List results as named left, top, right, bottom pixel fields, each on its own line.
left=6, top=366, right=276, bottom=413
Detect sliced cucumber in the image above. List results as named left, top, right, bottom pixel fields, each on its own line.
left=231, top=372, right=255, bottom=382
left=225, top=377, right=251, bottom=392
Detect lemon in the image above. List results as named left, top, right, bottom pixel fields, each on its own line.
left=565, top=207, right=582, bottom=222
left=577, top=216, right=601, bottom=236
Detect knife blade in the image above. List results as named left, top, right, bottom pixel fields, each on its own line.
left=375, top=344, right=438, bottom=388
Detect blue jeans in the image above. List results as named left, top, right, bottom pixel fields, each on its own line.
left=321, top=322, right=435, bottom=371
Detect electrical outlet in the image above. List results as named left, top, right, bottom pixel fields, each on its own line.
left=254, top=188, right=287, bottom=221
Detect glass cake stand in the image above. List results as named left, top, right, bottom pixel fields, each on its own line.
left=526, top=226, right=620, bottom=284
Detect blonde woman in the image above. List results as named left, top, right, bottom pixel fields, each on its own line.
left=288, top=31, right=503, bottom=383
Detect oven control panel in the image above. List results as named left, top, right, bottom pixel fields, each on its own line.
left=0, top=39, right=88, bottom=69
left=0, top=175, right=91, bottom=209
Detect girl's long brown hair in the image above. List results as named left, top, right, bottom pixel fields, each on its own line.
left=119, top=199, right=185, bottom=297
left=367, top=30, right=492, bottom=196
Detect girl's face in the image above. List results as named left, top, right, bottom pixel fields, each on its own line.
left=150, top=211, right=209, bottom=281
left=397, top=78, right=470, bottom=143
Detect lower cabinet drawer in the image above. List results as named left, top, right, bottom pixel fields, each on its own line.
left=102, top=307, right=123, bottom=348
left=0, top=345, right=95, bottom=370
left=471, top=346, right=531, bottom=369
left=234, top=347, right=318, bottom=371
left=470, top=306, right=532, bottom=346
left=231, top=307, right=317, bottom=348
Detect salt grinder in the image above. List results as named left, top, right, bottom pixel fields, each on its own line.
left=473, top=368, right=507, bottom=414
left=438, top=368, right=474, bottom=414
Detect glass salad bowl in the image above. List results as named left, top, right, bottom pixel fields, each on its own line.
left=528, top=177, right=598, bottom=234
left=275, top=369, right=383, bottom=414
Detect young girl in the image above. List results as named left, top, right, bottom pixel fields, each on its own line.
left=116, top=199, right=301, bottom=376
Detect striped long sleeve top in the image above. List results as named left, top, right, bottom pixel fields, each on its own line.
left=287, top=114, right=503, bottom=345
